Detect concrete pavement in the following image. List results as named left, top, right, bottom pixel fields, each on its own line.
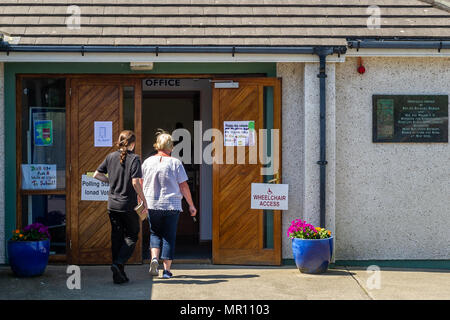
left=0, top=264, right=449, bottom=300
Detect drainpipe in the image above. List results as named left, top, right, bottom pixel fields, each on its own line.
left=313, top=46, right=345, bottom=228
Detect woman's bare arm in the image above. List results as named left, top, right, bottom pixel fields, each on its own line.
left=93, top=170, right=109, bottom=183
left=179, top=181, right=197, bottom=216
left=132, top=178, right=148, bottom=211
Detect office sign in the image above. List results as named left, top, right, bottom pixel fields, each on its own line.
left=251, top=183, right=289, bottom=210
left=143, top=79, right=182, bottom=89
left=81, top=175, right=109, bottom=201
left=373, top=95, right=448, bottom=143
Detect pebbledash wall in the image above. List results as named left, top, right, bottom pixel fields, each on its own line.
left=334, top=57, right=450, bottom=262
left=278, top=58, right=450, bottom=267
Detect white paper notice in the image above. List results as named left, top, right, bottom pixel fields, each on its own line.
left=94, top=121, right=113, bottom=147
left=224, top=121, right=255, bottom=146
left=251, top=183, right=289, bottom=210
left=21, top=164, right=57, bottom=190
left=81, top=175, right=109, bottom=201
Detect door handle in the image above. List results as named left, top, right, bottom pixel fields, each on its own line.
left=267, top=172, right=280, bottom=184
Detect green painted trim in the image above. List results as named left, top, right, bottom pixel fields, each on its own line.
left=4, top=62, right=277, bottom=76
left=282, top=259, right=450, bottom=270
left=4, top=63, right=16, bottom=263
left=334, top=260, right=450, bottom=270
left=3, top=62, right=277, bottom=262
left=282, top=259, right=296, bottom=266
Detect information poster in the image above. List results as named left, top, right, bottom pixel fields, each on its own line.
left=224, top=121, right=255, bottom=146
left=251, top=183, right=289, bottom=210
left=373, top=95, right=448, bottom=143
left=81, top=175, right=109, bottom=201
left=94, top=121, right=113, bottom=147
left=34, top=120, right=53, bottom=146
left=21, top=164, right=57, bottom=190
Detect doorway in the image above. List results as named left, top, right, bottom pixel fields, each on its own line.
left=141, top=83, right=212, bottom=261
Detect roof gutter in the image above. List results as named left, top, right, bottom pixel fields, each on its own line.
left=348, top=40, right=450, bottom=51
left=0, top=42, right=346, bottom=56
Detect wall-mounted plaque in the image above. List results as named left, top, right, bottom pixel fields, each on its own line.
left=373, top=95, right=448, bottom=143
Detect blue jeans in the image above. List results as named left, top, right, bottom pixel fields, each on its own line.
left=148, top=209, right=180, bottom=260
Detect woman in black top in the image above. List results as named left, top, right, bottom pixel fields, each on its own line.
left=94, top=130, right=147, bottom=284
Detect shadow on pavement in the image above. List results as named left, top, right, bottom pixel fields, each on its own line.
left=152, top=273, right=260, bottom=285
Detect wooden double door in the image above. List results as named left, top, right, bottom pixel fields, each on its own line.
left=68, top=76, right=281, bottom=266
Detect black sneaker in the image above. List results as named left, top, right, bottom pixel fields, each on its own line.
left=111, top=264, right=127, bottom=284
left=118, top=264, right=129, bottom=282
left=162, top=270, right=173, bottom=279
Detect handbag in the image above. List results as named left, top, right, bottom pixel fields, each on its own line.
left=134, top=202, right=147, bottom=221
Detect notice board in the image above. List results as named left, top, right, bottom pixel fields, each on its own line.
left=373, top=95, right=448, bottom=143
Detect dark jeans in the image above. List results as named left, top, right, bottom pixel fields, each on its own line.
left=148, top=209, right=180, bottom=260
left=108, top=210, right=140, bottom=266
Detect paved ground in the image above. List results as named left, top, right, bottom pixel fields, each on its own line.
left=0, top=264, right=449, bottom=300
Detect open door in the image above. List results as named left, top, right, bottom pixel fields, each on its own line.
left=69, top=77, right=142, bottom=264
left=212, top=78, right=282, bottom=265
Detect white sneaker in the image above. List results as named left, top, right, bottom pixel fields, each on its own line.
left=149, top=258, right=159, bottom=276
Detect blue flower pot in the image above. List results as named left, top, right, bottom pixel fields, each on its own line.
left=292, top=237, right=333, bottom=274
left=8, top=239, right=50, bottom=277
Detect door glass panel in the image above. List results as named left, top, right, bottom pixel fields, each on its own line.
left=21, top=195, right=66, bottom=255
left=123, top=86, right=135, bottom=131
left=21, top=78, right=66, bottom=190
left=263, top=86, right=275, bottom=249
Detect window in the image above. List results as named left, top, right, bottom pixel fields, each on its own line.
left=19, top=77, right=67, bottom=255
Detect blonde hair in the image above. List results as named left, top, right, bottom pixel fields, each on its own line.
left=153, top=129, right=173, bottom=151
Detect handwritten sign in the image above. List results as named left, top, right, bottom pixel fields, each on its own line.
left=251, top=183, right=289, bottom=210
left=224, top=121, right=255, bottom=146
left=81, top=175, right=109, bottom=201
left=21, top=164, right=57, bottom=190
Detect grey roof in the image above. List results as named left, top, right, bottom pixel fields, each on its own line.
left=0, top=0, right=449, bottom=47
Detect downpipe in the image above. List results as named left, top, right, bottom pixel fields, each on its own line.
left=313, top=47, right=344, bottom=228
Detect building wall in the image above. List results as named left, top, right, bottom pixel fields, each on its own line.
left=0, top=62, right=4, bottom=264
left=335, top=57, right=450, bottom=260
left=277, top=63, right=305, bottom=258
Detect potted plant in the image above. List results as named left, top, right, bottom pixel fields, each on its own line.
left=287, top=219, right=333, bottom=274
left=8, top=223, right=51, bottom=277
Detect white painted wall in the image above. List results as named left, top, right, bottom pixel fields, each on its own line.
left=0, top=62, right=4, bottom=264
left=335, top=57, right=450, bottom=260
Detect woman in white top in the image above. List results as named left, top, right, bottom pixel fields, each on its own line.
left=142, top=130, right=197, bottom=279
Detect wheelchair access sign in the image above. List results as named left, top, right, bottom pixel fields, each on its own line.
left=251, top=183, right=289, bottom=210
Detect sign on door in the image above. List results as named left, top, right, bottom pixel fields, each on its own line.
left=81, top=175, right=109, bottom=201
left=251, top=183, right=288, bottom=210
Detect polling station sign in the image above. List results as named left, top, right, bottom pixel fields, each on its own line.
left=251, top=183, right=289, bottom=210
left=81, top=175, right=109, bottom=201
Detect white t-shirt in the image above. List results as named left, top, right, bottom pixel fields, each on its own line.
left=142, top=155, right=188, bottom=211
